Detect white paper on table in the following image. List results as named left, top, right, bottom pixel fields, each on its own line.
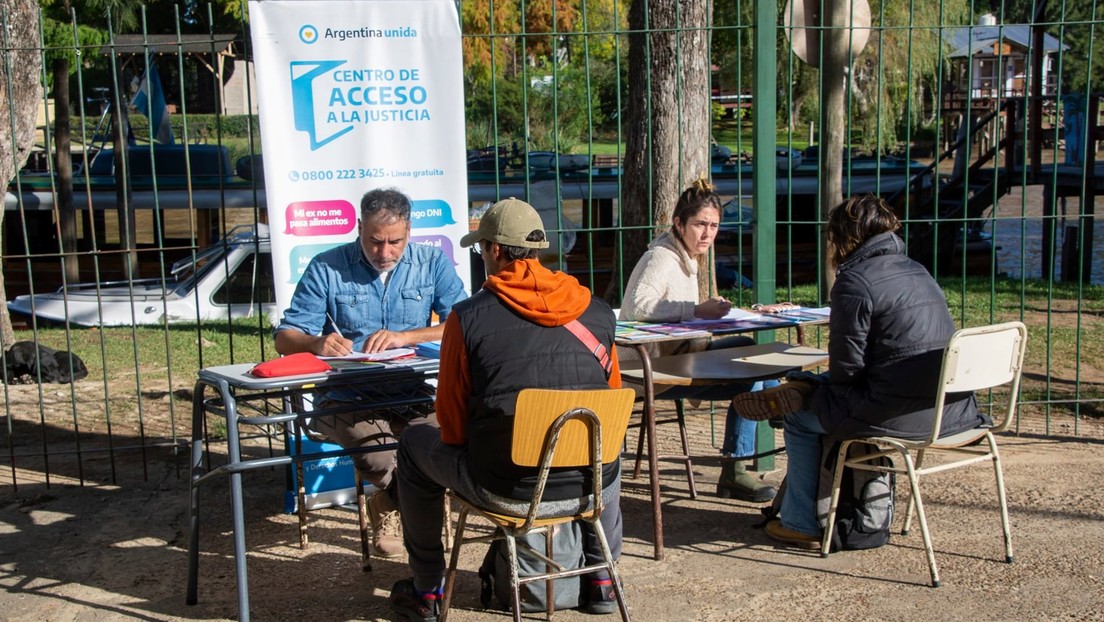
left=721, top=307, right=761, bottom=320
left=321, top=347, right=416, bottom=362
left=679, top=307, right=761, bottom=327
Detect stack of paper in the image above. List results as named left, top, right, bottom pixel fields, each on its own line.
left=758, top=306, right=831, bottom=323
left=634, top=323, right=711, bottom=338
left=321, top=347, right=416, bottom=362
left=615, top=322, right=661, bottom=341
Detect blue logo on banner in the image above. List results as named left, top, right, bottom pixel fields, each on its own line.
left=290, top=60, right=353, bottom=150
left=299, top=25, right=318, bottom=44
left=410, top=199, right=457, bottom=228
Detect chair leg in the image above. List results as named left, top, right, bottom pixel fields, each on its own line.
left=988, top=434, right=1014, bottom=563
left=504, top=533, right=524, bottom=622
left=590, top=517, right=632, bottom=622
left=901, top=451, right=941, bottom=587
left=440, top=506, right=471, bottom=622
left=356, top=471, right=372, bottom=572
left=902, top=448, right=926, bottom=536
left=820, top=441, right=851, bottom=557
left=544, top=528, right=555, bottom=621
left=674, top=399, right=697, bottom=499
left=442, top=495, right=454, bottom=552
left=632, top=415, right=647, bottom=479
left=296, top=461, right=309, bottom=549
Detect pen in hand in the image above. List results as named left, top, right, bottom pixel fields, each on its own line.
left=326, top=312, right=344, bottom=338
left=323, top=312, right=355, bottom=357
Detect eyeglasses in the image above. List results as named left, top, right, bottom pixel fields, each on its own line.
left=472, top=240, right=483, bottom=255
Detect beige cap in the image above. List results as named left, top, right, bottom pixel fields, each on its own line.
left=460, top=197, right=550, bottom=249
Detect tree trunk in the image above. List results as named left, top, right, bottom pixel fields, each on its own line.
left=0, top=0, right=43, bottom=348
left=112, top=72, right=138, bottom=279
left=55, top=58, right=79, bottom=285
left=818, top=0, right=851, bottom=299
left=616, top=0, right=713, bottom=303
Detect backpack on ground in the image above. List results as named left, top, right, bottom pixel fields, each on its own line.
left=816, top=440, right=895, bottom=552
left=478, top=520, right=586, bottom=613
left=760, top=440, right=894, bottom=552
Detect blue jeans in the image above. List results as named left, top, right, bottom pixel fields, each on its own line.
left=720, top=379, right=780, bottom=458
left=779, top=408, right=826, bottom=536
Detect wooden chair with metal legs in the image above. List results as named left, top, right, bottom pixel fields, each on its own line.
left=440, top=388, right=636, bottom=622
left=821, top=321, right=1027, bottom=587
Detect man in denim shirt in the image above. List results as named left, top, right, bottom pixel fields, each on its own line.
left=275, top=187, right=467, bottom=557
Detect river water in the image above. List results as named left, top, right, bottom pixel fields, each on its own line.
left=988, top=190, right=1104, bottom=286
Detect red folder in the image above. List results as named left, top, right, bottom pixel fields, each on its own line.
left=250, top=352, right=332, bottom=378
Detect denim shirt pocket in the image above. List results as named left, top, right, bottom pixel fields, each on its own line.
left=400, top=285, right=434, bottom=327
left=334, top=292, right=380, bottom=333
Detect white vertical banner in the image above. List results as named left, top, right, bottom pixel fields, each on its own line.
left=248, top=0, right=470, bottom=315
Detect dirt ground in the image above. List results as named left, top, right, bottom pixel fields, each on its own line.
left=2, top=408, right=1103, bottom=622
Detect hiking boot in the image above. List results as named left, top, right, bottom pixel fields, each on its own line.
left=716, top=459, right=777, bottom=502
left=731, top=379, right=817, bottom=421
left=764, top=519, right=822, bottom=550
left=389, top=578, right=440, bottom=622
left=367, top=489, right=404, bottom=558
left=585, top=578, right=618, bottom=615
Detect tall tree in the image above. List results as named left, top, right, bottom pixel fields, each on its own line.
left=0, top=0, right=43, bottom=348
left=619, top=0, right=713, bottom=303
left=522, top=0, right=580, bottom=61
left=1050, top=1, right=1103, bottom=97
left=817, top=1, right=854, bottom=295
left=847, top=0, right=969, bottom=151
left=462, top=0, right=523, bottom=83
left=714, top=1, right=971, bottom=149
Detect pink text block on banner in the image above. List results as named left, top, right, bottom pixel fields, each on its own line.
left=284, top=200, right=357, bottom=236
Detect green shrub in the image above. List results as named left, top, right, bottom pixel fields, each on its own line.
left=128, top=113, right=260, bottom=143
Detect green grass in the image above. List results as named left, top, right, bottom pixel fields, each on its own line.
left=13, top=317, right=276, bottom=386
left=580, top=123, right=811, bottom=158
left=712, top=121, right=812, bottom=154
left=217, top=137, right=261, bottom=165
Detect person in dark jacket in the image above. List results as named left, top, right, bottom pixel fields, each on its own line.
left=389, top=198, right=624, bottom=621
left=732, top=194, right=987, bottom=548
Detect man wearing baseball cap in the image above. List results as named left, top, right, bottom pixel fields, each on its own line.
left=389, top=197, right=625, bottom=620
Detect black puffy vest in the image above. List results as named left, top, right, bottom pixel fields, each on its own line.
left=456, top=289, right=618, bottom=500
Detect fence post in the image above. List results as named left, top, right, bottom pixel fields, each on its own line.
left=1078, top=95, right=1099, bottom=284
left=752, top=0, right=778, bottom=472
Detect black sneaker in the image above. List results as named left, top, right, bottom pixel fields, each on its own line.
left=585, top=579, right=618, bottom=615
left=389, top=578, right=441, bottom=622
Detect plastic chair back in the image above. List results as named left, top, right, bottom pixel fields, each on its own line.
left=929, top=321, right=1027, bottom=442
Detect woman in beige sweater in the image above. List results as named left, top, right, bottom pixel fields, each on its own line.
left=619, top=178, right=732, bottom=323
left=619, top=178, right=777, bottom=503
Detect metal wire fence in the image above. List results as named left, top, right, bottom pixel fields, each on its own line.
left=2, top=1, right=1102, bottom=490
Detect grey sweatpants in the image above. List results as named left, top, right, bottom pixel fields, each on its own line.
left=396, top=424, right=623, bottom=591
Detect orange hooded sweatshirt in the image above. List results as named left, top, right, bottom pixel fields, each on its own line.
left=435, top=259, right=621, bottom=445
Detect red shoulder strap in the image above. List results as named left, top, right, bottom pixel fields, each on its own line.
left=563, top=319, right=612, bottom=379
